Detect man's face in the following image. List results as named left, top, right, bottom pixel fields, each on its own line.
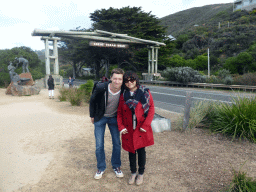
left=111, top=73, right=123, bottom=90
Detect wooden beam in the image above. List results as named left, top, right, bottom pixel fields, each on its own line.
left=59, top=35, right=144, bottom=44
left=32, top=29, right=100, bottom=37
left=96, top=30, right=166, bottom=46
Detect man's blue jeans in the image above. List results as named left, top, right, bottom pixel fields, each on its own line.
left=94, top=116, right=121, bottom=171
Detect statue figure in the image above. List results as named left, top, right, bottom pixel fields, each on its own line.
left=8, top=62, right=20, bottom=83
left=14, top=56, right=29, bottom=73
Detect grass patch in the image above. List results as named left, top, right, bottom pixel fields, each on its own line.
left=185, top=96, right=256, bottom=143
left=225, top=162, right=256, bottom=192
left=58, top=87, right=69, bottom=101
left=67, top=88, right=85, bottom=106
left=206, top=96, right=256, bottom=142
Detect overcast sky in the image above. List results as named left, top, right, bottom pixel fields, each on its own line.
left=0, top=0, right=233, bottom=51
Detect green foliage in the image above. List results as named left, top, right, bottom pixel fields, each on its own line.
left=217, top=69, right=233, bottom=85
left=176, top=34, right=189, bottom=49
left=58, top=87, right=69, bottom=101
left=162, top=67, right=205, bottom=83
left=228, top=168, right=256, bottom=191
left=186, top=100, right=213, bottom=130
left=233, top=72, right=256, bottom=86
left=217, top=69, right=231, bottom=79
left=30, top=67, right=44, bottom=80
left=166, top=54, right=186, bottom=67
left=223, top=75, right=234, bottom=85
left=205, top=75, right=220, bottom=84
left=194, top=55, right=208, bottom=70
left=78, top=80, right=94, bottom=103
left=0, top=47, right=44, bottom=87
left=224, top=52, right=254, bottom=74
left=67, top=88, right=85, bottom=106
left=206, top=97, right=256, bottom=143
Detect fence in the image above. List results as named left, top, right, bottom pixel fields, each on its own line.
left=140, top=80, right=256, bottom=92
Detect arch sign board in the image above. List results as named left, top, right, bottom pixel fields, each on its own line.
left=89, top=41, right=129, bottom=49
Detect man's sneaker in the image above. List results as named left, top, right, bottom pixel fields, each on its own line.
left=113, top=167, right=124, bottom=178
left=94, top=170, right=104, bottom=179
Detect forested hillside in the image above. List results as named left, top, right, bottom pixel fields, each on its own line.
left=159, top=4, right=256, bottom=76
left=161, top=3, right=233, bottom=36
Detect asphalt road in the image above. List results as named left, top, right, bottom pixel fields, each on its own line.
left=146, top=85, right=235, bottom=113
left=63, top=79, right=253, bottom=113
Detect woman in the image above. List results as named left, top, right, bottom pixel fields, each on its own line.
left=117, top=71, right=155, bottom=185
left=47, top=75, right=54, bottom=99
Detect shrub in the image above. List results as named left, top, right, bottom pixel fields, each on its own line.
left=218, top=69, right=231, bottom=79
left=78, top=79, right=94, bottom=103
left=205, top=75, right=220, bottom=84
left=58, top=87, right=69, bottom=101
left=206, top=96, right=256, bottom=143
left=223, top=76, right=234, bottom=85
left=68, top=88, right=85, bottom=106
left=162, top=67, right=205, bottom=83
left=233, top=72, right=256, bottom=86
left=186, top=100, right=213, bottom=130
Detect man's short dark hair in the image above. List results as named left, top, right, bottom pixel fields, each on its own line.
left=111, top=68, right=124, bottom=77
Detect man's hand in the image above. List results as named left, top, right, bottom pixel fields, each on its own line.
left=91, top=118, right=94, bottom=124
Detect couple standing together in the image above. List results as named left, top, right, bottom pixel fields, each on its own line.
left=89, top=68, right=155, bottom=185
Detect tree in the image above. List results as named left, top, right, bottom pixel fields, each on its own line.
left=89, top=6, right=168, bottom=73
left=0, top=47, right=44, bottom=87
left=224, top=52, right=254, bottom=74
left=194, top=55, right=208, bottom=71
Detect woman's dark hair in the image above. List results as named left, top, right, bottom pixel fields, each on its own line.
left=49, top=75, right=52, bottom=79
left=123, top=71, right=139, bottom=89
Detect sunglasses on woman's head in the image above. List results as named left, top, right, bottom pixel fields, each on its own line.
left=124, top=78, right=136, bottom=83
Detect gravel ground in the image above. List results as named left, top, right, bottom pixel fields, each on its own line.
left=1, top=88, right=256, bottom=192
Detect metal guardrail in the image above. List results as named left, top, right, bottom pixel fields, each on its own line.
left=140, top=80, right=256, bottom=92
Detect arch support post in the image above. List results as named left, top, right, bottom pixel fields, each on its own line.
left=41, top=36, right=62, bottom=88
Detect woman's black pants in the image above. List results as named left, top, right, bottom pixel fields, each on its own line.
left=129, top=147, right=146, bottom=175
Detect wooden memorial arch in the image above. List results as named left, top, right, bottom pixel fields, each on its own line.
left=32, top=29, right=166, bottom=82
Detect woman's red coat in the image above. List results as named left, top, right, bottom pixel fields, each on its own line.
left=117, top=90, right=155, bottom=153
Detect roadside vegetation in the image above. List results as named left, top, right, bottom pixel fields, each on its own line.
left=58, top=80, right=94, bottom=106
left=182, top=96, right=256, bottom=191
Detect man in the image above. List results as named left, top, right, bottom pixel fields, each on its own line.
left=68, top=76, right=75, bottom=88
left=90, top=68, right=124, bottom=179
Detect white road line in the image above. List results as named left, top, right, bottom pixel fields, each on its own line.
left=154, top=100, right=184, bottom=107
left=150, top=91, right=186, bottom=98
left=151, top=91, right=233, bottom=104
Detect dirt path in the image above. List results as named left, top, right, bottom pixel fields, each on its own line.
left=1, top=88, right=256, bottom=192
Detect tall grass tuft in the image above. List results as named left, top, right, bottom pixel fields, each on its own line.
left=187, top=100, right=214, bottom=130
left=227, top=162, right=256, bottom=192
left=67, top=88, right=85, bottom=106
left=58, top=87, right=69, bottom=101
left=207, top=96, right=256, bottom=142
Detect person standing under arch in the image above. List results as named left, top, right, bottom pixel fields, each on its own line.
left=47, top=75, right=54, bottom=99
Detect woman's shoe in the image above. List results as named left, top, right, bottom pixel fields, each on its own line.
left=136, top=174, right=143, bottom=185
left=128, top=173, right=137, bottom=185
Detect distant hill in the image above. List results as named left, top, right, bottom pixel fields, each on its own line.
left=160, top=3, right=233, bottom=37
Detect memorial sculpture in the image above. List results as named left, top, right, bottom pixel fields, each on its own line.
left=6, top=58, right=40, bottom=96
left=14, top=56, right=29, bottom=73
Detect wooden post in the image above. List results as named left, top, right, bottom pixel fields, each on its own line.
left=208, top=48, right=210, bottom=77
left=53, top=39, right=59, bottom=75
left=155, top=47, right=158, bottom=74
left=44, top=38, right=50, bottom=75
left=183, top=91, right=193, bottom=131
left=151, top=47, right=155, bottom=74
left=148, top=48, right=151, bottom=80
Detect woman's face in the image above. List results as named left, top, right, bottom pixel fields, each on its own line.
left=124, top=77, right=137, bottom=91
